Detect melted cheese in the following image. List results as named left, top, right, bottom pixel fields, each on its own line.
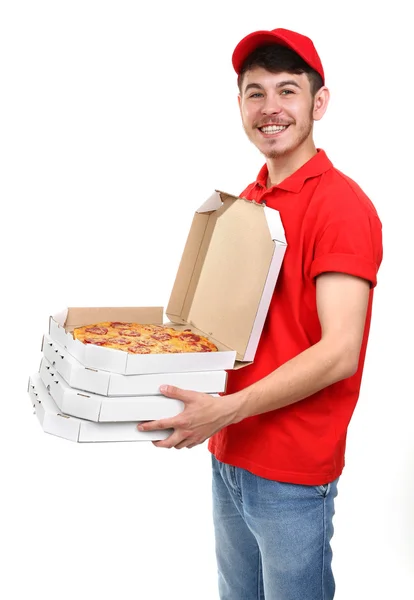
left=73, top=322, right=218, bottom=354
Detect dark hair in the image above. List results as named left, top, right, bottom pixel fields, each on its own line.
left=238, top=45, right=324, bottom=96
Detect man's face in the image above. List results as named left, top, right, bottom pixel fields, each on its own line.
left=238, top=68, right=316, bottom=159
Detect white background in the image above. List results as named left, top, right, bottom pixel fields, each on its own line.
left=1, top=1, right=413, bottom=598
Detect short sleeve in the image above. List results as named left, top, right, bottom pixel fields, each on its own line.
left=310, top=214, right=383, bottom=287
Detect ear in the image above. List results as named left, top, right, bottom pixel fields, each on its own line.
left=313, top=86, right=330, bottom=121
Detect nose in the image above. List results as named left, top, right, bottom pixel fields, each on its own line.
left=261, top=93, right=282, bottom=116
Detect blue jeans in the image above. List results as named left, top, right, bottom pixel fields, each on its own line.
left=212, top=455, right=339, bottom=600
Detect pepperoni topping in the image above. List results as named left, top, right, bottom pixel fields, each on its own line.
left=83, top=338, right=107, bottom=346
left=84, top=327, right=108, bottom=335
left=151, top=332, right=172, bottom=341
left=130, top=340, right=156, bottom=347
left=128, top=345, right=152, bottom=354
left=110, top=322, right=133, bottom=328
left=119, top=329, right=141, bottom=337
left=178, top=333, right=201, bottom=343
left=199, top=344, right=213, bottom=352
left=160, top=346, right=180, bottom=353
left=105, top=338, right=131, bottom=345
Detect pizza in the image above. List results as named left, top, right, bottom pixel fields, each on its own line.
left=72, top=322, right=218, bottom=354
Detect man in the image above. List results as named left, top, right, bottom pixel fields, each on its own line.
left=138, top=27, right=383, bottom=600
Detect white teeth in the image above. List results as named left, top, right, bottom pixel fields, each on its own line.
left=260, top=125, right=287, bottom=133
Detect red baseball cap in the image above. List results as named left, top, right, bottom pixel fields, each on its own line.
left=232, top=28, right=325, bottom=84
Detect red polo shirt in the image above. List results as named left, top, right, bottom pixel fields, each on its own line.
left=208, top=150, right=383, bottom=485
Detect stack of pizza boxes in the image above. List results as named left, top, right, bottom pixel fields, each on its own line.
left=28, top=191, right=287, bottom=443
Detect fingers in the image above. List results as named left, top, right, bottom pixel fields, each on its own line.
left=139, top=387, right=211, bottom=447
left=138, top=410, right=193, bottom=432
left=153, top=432, right=204, bottom=449
left=159, top=384, right=185, bottom=398
left=138, top=419, right=175, bottom=432
left=174, top=439, right=191, bottom=450
left=159, top=385, right=204, bottom=403
left=152, top=434, right=190, bottom=449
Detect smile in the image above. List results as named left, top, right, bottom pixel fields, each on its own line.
left=259, top=125, right=288, bottom=134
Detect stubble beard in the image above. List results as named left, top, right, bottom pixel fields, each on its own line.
left=244, top=111, right=314, bottom=160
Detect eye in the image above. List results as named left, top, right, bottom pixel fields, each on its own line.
left=281, top=89, right=295, bottom=95
left=249, top=92, right=264, bottom=98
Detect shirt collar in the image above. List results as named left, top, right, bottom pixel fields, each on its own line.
left=255, top=149, right=333, bottom=193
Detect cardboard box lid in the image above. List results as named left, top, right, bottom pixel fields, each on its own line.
left=166, top=190, right=287, bottom=362
left=52, top=307, right=164, bottom=330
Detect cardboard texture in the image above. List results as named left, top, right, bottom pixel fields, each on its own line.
left=39, top=356, right=187, bottom=422
left=47, top=191, right=286, bottom=375
left=28, top=374, right=172, bottom=442
left=42, top=334, right=228, bottom=396
left=167, top=191, right=287, bottom=362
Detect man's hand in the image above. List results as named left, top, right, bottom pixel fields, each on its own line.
left=137, top=385, right=240, bottom=449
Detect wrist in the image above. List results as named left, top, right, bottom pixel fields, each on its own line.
left=226, top=390, right=249, bottom=424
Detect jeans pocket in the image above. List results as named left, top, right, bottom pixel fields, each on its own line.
left=315, top=483, right=331, bottom=497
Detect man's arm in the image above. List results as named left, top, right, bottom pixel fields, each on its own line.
left=137, top=272, right=371, bottom=448
left=232, top=272, right=371, bottom=422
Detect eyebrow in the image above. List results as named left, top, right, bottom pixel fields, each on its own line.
left=244, top=80, right=302, bottom=94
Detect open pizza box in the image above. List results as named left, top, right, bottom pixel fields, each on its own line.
left=39, top=355, right=220, bottom=422
left=28, top=374, right=172, bottom=442
left=48, top=191, right=287, bottom=375
left=42, top=334, right=228, bottom=396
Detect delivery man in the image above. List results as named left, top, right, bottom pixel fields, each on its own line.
left=138, top=27, right=383, bottom=600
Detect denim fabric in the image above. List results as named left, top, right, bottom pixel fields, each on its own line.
left=212, top=455, right=339, bottom=600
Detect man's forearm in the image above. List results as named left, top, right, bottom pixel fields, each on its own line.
left=229, top=339, right=358, bottom=423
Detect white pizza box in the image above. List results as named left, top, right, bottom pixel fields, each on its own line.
left=28, top=374, right=172, bottom=442
left=40, top=355, right=186, bottom=422
left=48, top=191, right=287, bottom=375
left=42, top=333, right=228, bottom=396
